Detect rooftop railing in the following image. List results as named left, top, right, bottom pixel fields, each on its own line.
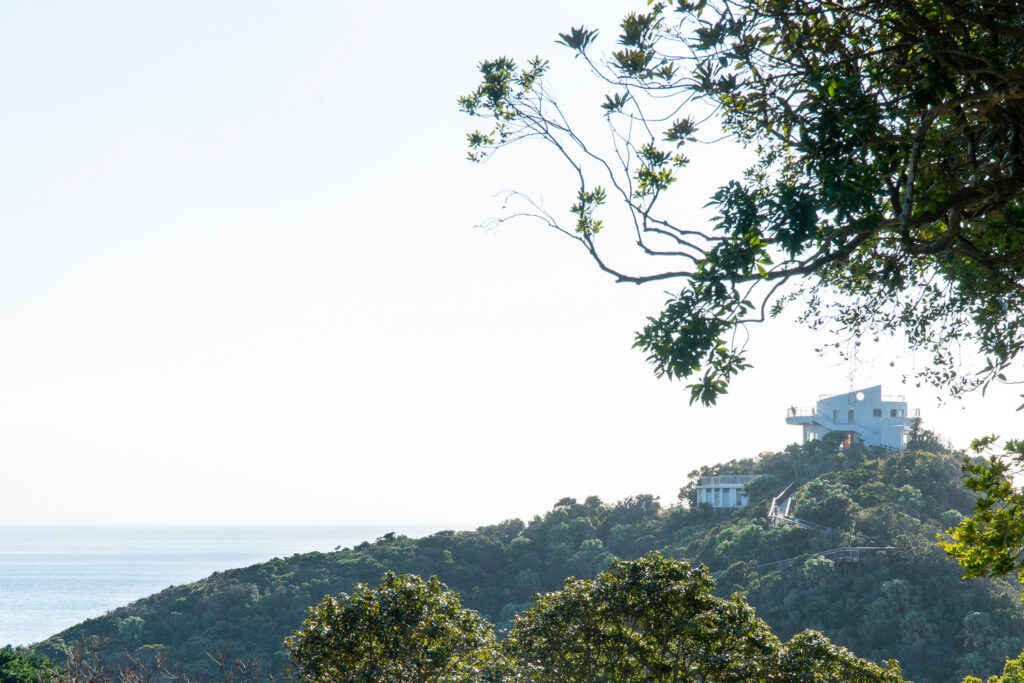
left=813, top=392, right=908, bottom=403
left=698, top=474, right=759, bottom=486
left=787, top=408, right=920, bottom=429
left=786, top=407, right=817, bottom=417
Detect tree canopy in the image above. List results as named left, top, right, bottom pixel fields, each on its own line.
left=964, top=647, right=1024, bottom=683
left=460, top=0, right=1024, bottom=405
left=0, top=647, right=60, bottom=683
left=942, top=437, right=1024, bottom=586
left=286, top=572, right=504, bottom=683
left=288, top=555, right=905, bottom=682
left=505, top=553, right=783, bottom=681
left=505, top=552, right=905, bottom=682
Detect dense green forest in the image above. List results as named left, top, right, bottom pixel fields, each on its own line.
left=33, top=433, right=1024, bottom=682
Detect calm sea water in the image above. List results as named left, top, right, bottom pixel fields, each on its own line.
left=0, top=524, right=465, bottom=647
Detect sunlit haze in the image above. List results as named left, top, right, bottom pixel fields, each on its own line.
left=2, top=1, right=1020, bottom=525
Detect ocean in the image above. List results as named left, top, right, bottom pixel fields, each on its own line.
left=0, top=524, right=466, bottom=647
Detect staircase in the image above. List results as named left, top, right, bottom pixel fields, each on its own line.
left=769, top=483, right=834, bottom=532
left=768, top=482, right=798, bottom=525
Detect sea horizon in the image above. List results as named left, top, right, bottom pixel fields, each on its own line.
left=0, top=523, right=474, bottom=647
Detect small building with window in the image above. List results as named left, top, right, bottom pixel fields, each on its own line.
left=785, top=385, right=917, bottom=451
left=696, top=474, right=758, bottom=508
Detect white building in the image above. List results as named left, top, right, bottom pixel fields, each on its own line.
left=695, top=474, right=758, bottom=508
left=785, top=385, right=917, bottom=451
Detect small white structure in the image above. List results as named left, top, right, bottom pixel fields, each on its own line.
left=785, top=385, right=917, bottom=451
left=696, top=474, right=758, bottom=508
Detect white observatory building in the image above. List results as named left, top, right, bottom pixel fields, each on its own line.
left=785, top=385, right=917, bottom=451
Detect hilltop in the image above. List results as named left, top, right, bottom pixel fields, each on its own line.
left=35, top=435, right=1024, bottom=682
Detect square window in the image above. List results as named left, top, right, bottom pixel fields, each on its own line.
left=873, top=409, right=882, bottom=417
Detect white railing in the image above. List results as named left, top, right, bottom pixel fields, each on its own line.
left=813, top=392, right=908, bottom=403
left=699, top=474, right=758, bottom=486
left=769, top=482, right=799, bottom=525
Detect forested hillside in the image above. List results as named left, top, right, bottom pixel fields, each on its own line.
left=36, top=435, right=1024, bottom=682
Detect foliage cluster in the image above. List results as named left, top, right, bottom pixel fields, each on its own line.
left=0, top=639, right=271, bottom=683
left=943, top=437, right=1024, bottom=585
left=289, top=554, right=904, bottom=682
left=286, top=572, right=501, bottom=683
left=0, top=647, right=60, bottom=683
left=461, top=0, right=1024, bottom=407
left=965, top=647, right=1024, bottom=683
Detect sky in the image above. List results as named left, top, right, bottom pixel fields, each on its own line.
left=1, top=1, right=1020, bottom=526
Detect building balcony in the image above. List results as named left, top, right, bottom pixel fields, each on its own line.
left=787, top=406, right=816, bottom=418
left=698, top=474, right=758, bottom=487
left=785, top=410, right=873, bottom=438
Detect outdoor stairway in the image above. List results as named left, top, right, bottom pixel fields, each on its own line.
left=768, top=483, right=835, bottom=532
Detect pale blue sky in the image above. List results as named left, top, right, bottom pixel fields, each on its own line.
left=1, top=1, right=1019, bottom=524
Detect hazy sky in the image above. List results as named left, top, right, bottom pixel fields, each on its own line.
left=2, top=1, right=1020, bottom=525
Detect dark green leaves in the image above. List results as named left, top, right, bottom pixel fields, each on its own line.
left=555, top=26, right=598, bottom=53
left=941, top=437, right=1024, bottom=585
left=286, top=572, right=505, bottom=683
left=570, top=186, right=607, bottom=235
left=462, top=0, right=1024, bottom=404
left=664, top=117, right=697, bottom=146
left=612, top=48, right=656, bottom=77
left=302, top=555, right=907, bottom=682
left=0, top=648, right=61, bottom=683
left=633, top=288, right=752, bottom=405
left=505, top=553, right=783, bottom=682
left=458, top=57, right=548, bottom=161
left=601, top=91, right=630, bottom=112
left=618, top=11, right=660, bottom=50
